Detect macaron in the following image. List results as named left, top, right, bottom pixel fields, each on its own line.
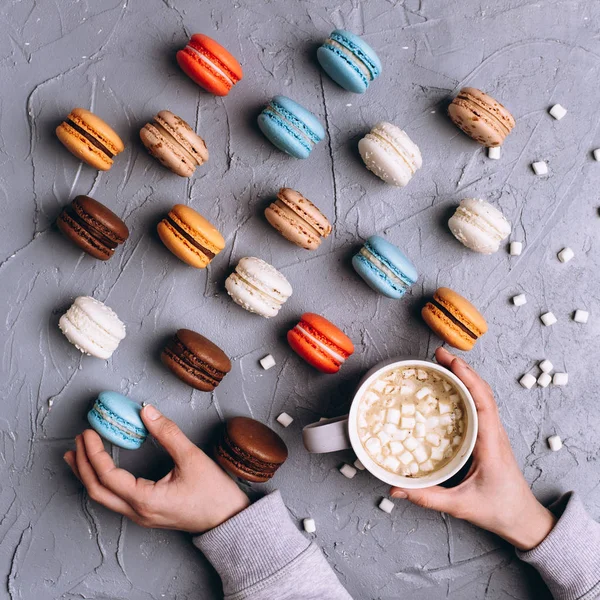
left=59, top=296, right=126, bottom=359
left=161, top=328, right=231, bottom=391
left=358, top=122, right=422, bottom=187
left=287, top=313, right=354, bottom=374
left=140, top=111, right=209, bottom=177
left=225, top=257, right=292, bottom=318
left=422, top=287, right=488, bottom=351
left=264, top=188, right=332, bottom=250
left=214, top=416, right=288, bottom=483
left=157, top=204, right=225, bottom=268
left=56, top=195, right=129, bottom=261
left=56, top=108, right=124, bottom=171
left=257, top=96, right=325, bottom=159
left=176, top=33, right=243, bottom=96
left=87, top=391, right=148, bottom=450
left=352, top=235, right=418, bottom=299
left=448, top=198, right=511, bottom=254
left=317, top=29, right=382, bottom=94
left=448, top=87, right=515, bottom=147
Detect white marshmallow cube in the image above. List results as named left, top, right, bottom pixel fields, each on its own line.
left=386, top=408, right=401, bottom=424
left=401, top=403, right=415, bottom=416
left=393, top=429, right=408, bottom=441
left=442, top=381, right=452, bottom=392
left=438, top=401, right=451, bottom=415
left=365, top=437, right=382, bottom=455
left=452, top=435, right=462, bottom=446
left=339, top=464, right=357, bottom=479
left=532, top=161, right=548, bottom=175
left=549, top=104, right=567, bottom=120
left=488, top=146, right=501, bottom=160
left=413, top=446, right=429, bottom=464
left=416, top=369, right=428, bottom=380
left=541, top=312, right=557, bottom=326
left=439, top=414, right=453, bottom=426
left=510, top=241, right=523, bottom=256
left=276, top=412, right=293, bottom=427
left=426, top=433, right=441, bottom=446
left=415, top=411, right=426, bottom=424
left=414, top=423, right=426, bottom=438
left=512, top=294, right=527, bottom=306
left=378, top=498, right=394, bottom=514
left=420, top=460, right=435, bottom=472
left=354, top=458, right=365, bottom=471
left=383, top=423, right=397, bottom=434
left=539, top=359, right=553, bottom=373
left=547, top=435, right=563, bottom=451
left=415, top=387, right=432, bottom=400
left=389, top=441, right=404, bottom=455
left=574, top=310, right=589, bottom=324
left=371, top=379, right=386, bottom=392
left=401, top=417, right=416, bottom=429
left=403, top=436, right=418, bottom=451
left=593, top=149, right=600, bottom=162
left=303, top=518, right=316, bottom=533
left=402, top=369, right=416, bottom=378
left=399, top=451, right=413, bottom=465
left=383, top=456, right=400, bottom=472
left=558, top=247, right=574, bottom=263
left=520, top=373, right=536, bottom=389
left=400, top=383, right=415, bottom=395
left=409, top=462, right=419, bottom=475
left=537, top=372, right=552, bottom=388
left=553, top=372, right=568, bottom=386
left=377, top=431, right=392, bottom=445
left=426, top=416, right=439, bottom=429
left=260, top=354, right=276, bottom=370
left=430, top=446, right=445, bottom=461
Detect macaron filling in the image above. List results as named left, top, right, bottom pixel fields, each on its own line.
left=265, top=101, right=321, bottom=148
left=164, top=337, right=226, bottom=387
left=90, top=400, right=147, bottom=441
left=428, top=298, right=478, bottom=340
left=322, top=39, right=371, bottom=83
left=62, top=205, right=120, bottom=249
left=146, top=122, right=199, bottom=166
left=366, top=130, right=418, bottom=174
left=184, top=44, right=237, bottom=86
left=293, top=322, right=348, bottom=366
left=60, top=303, right=124, bottom=353
left=217, top=431, right=281, bottom=478
left=452, top=206, right=506, bottom=242
left=359, top=245, right=414, bottom=292
left=454, top=93, right=511, bottom=136
left=65, top=119, right=115, bottom=158
left=328, top=32, right=380, bottom=79
left=163, top=214, right=216, bottom=259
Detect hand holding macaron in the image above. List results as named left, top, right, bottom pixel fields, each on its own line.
left=64, top=405, right=250, bottom=534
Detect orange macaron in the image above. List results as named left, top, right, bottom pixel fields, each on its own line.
left=157, top=204, right=225, bottom=269
left=421, top=287, right=487, bottom=351
left=56, top=108, right=124, bottom=170
left=176, top=34, right=243, bottom=96
left=287, top=313, right=354, bottom=374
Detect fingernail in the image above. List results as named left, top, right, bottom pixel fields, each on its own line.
left=144, top=404, right=161, bottom=421
left=391, top=490, right=408, bottom=499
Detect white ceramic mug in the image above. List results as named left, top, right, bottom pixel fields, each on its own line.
left=302, top=358, right=478, bottom=489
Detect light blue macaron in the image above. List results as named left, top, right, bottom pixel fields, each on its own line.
left=352, top=235, right=418, bottom=299
left=87, top=391, right=148, bottom=450
left=257, top=95, right=325, bottom=159
left=317, top=30, right=382, bottom=94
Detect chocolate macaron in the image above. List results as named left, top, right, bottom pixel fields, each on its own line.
left=57, top=195, right=129, bottom=260
left=161, top=328, right=231, bottom=391
left=215, top=417, right=288, bottom=483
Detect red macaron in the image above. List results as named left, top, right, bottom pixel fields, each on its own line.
left=176, top=34, right=243, bottom=96
left=287, top=313, right=354, bottom=374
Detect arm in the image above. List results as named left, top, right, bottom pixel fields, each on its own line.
left=390, top=347, right=600, bottom=600
left=64, top=405, right=351, bottom=600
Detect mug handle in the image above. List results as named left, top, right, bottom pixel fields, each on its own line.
left=302, top=416, right=351, bottom=453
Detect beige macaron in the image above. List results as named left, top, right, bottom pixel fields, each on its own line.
left=265, top=188, right=332, bottom=250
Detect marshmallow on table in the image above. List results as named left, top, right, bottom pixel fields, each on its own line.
left=553, top=372, right=568, bottom=386
left=339, top=464, right=357, bottom=479
left=532, top=161, right=548, bottom=175
left=260, top=354, right=276, bottom=370
left=558, top=247, right=574, bottom=263
left=537, top=372, right=552, bottom=388
left=593, top=149, right=600, bottom=162
left=539, top=359, right=553, bottom=373
left=276, top=412, right=293, bottom=427
left=573, top=309, right=589, bottom=324
left=540, top=312, right=557, bottom=326
left=519, top=373, right=536, bottom=389
left=488, top=146, right=501, bottom=160
left=303, top=518, right=316, bottom=533
left=549, top=104, right=567, bottom=120
left=547, top=435, right=563, bottom=451
left=509, top=241, right=523, bottom=256
left=378, top=498, right=394, bottom=514
left=512, top=294, right=527, bottom=306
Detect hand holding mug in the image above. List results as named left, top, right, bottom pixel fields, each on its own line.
left=391, top=347, right=556, bottom=551
left=64, top=405, right=249, bottom=533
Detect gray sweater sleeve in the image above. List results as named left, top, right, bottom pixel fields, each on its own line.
left=193, top=491, right=352, bottom=600
left=517, top=492, right=600, bottom=600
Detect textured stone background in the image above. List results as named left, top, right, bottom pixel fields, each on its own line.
left=1, top=0, right=599, bottom=598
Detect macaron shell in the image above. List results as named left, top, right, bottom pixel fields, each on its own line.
left=278, top=188, right=331, bottom=237
left=257, top=112, right=312, bottom=159
left=140, top=123, right=196, bottom=177
left=88, top=408, right=144, bottom=450
left=461, top=87, right=515, bottom=133
left=358, top=135, right=414, bottom=187
left=155, top=111, right=209, bottom=165
left=273, top=96, right=325, bottom=141
left=56, top=122, right=113, bottom=171
left=171, top=204, right=225, bottom=252
left=317, top=45, right=368, bottom=93
left=70, top=108, right=124, bottom=154
left=435, top=287, right=488, bottom=336
left=264, top=202, right=321, bottom=249
left=235, top=257, right=293, bottom=302
left=302, top=313, right=354, bottom=355
left=352, top=254, right=406, bottom=299
left=287, top=328, right=340, bottom=373
left=225, top=273, right=280, bottom=318
left=366, top=235, right=418, bottom=283
left=448, top=101, right=505, bottom=147
left=57, top=213, right=112, bottom=260
left=421, top=303, right=476, bottom=351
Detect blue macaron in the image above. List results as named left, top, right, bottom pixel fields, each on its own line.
left=352, top=235, right=418, bottom=299
left=87, top=391, right=148, bottom=450
left=257, top=95, right=325, bottom=159
left=317, top=30, right=382, bottom=94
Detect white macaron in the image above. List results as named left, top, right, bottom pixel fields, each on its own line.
left=225, top=257, right=292, bottom=318
left=448, top=198, right=511, bottom=254
left=59, top=296, right=126, bottom=359
left=358, top=122, right=422, bottom=187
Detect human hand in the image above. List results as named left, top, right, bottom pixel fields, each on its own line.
left=391, top=347, right=556, bottom=551
left=64, top=405, right=249, bottom=533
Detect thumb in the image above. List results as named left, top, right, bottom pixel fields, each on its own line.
left=390, top=486, right=458, bottom=515
left=141, top=405, right=197, bottom=467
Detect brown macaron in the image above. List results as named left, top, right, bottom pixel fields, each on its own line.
left=56, top=195, right=129, bottom=260
left=161, top=329, right=231, bottom=391
left=448, top=87, right=515, bottom=147
left=215, top=417, right=288, bottom=483
left=421, top=287, right=488, bottom=351
left=265, top=188, right=332, bottom=250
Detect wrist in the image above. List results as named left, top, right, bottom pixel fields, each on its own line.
left=496, top=498, right=557, bottom=551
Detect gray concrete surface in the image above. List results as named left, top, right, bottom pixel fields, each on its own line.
left=1, top=0, right=599, bottom=598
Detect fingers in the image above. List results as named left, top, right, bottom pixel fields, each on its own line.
left=141, top=405, right=198, bottom=468
left=74, top=434, right=138, bottom=519
left=390, top=485, right=463, bottom=517
left=64, top=450, right=82, bottom=482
